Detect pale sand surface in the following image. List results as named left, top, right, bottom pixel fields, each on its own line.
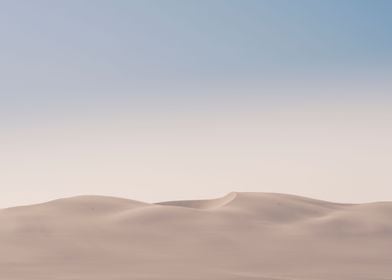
left=1, top=192, right=392, bottom=279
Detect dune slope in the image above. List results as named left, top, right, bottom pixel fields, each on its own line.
left=0, top=192, right=391, bottom=280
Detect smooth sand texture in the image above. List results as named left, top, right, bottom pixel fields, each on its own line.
left=1, top=192, right=391, bottom=280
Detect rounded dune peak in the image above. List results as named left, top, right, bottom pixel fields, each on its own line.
left=49, top=195, right=148, bottom=208
left=2, top=195, right=149, bottom=214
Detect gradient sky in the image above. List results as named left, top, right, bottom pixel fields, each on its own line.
left=1, top=0, right=392, bottom=207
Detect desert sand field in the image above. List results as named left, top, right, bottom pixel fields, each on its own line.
left=0, top=192, right=391, bottom=280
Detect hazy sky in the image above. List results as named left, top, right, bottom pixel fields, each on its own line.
left=1, top=0, right=392, bottom=207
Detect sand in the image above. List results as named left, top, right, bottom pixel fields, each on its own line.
left=0, top=192, right=391, bottom=280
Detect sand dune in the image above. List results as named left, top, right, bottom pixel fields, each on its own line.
left=1, top=192, right=391, bottom=280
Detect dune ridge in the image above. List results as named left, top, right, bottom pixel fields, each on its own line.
left=155, top=191, right=237, bottom=209
left=1, top=192, right=391, bottom=280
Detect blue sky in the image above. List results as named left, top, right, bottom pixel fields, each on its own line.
left=1, top=1, right=392, bottom=206
left=1, top=0, right=391, bottom=95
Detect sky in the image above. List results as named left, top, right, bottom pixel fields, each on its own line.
left=1, top=0, right=392, bottom=207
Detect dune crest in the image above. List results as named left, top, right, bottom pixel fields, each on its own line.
left=156, top=192, right=237, bottom=209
